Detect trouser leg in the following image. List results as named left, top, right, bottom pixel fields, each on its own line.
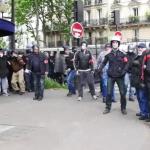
left=116, top=77, right=127, bottom=110
left=106, top=77, right=115, bottom=110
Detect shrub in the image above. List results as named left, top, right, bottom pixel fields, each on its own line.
left=44, top=77, right=67, bottom=89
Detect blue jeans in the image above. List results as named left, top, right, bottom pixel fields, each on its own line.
left=67, top=70, right=76, bottom=94
left=24, top=72, right=34, bottom=91
left=125, top=73, right=135, bottom=99
left=33, top=74, right=45, bottom=98
left=136, top=88, right=149, bottom=117
left=0, top=77, right=8, bottom=94
left=101, top=72, right=115, bottom=101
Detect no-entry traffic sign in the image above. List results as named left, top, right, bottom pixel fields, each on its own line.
left=115, top=31, right=122, bottom=40
left=71, top=22, right=84, bottom=39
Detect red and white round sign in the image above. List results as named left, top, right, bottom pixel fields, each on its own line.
left=71, top=22, right=84, bottom=39
left=115, top=31, right=122, bottom=40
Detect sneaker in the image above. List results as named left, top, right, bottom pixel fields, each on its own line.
left=93, top=95, right=97, bottom=100
left=129, top=98, right=135, bottom=101
left=38, top=96, right=43, bottom=101
left=121, top=109, right=127, bottom=115
left=3, top=93, right=10, bottom=96
left=33, top=96, right=38, bottom=100
left=103, top=109, right=110, bottom=114
left=145, top=118, right=150, bottom=122
left=139, top=116, right=148, bottom=120
left=19, top=92, right=25, bottom=95
left=77, top=97, right=82, bottom=101
left=136, top=112, right=141, bottom=117
left=67, top=92, right=73, bottom=97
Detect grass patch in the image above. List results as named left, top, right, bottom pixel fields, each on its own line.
left=44, top=77, right=67, bottom=89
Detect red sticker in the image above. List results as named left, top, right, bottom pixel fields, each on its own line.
left=44, top=60, right=48, bottom=64
left=123, top=57, right=128, bottom=62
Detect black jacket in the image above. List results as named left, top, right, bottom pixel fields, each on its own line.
left=74, top=49, right=93, bottom=71
left=100, top=50, right=129, bottom=78
left=65, top=52, right=75, bottom=70
left=130, top=55, right=144, bottom=88
left=27, top=52, right=49, bottom=75
left=0, top=56, right=9, bottom=78
left=126, top=52, right=136, bottom=73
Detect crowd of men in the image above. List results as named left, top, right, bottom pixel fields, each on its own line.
left=0, top=36, right=150, bottom=122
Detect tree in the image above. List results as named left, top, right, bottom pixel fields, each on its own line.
left=15, top=0, right=74, bottom=47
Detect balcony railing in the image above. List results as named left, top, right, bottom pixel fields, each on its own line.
left=84, top=16, right=150, bottom=27
left=95, top=0, right=103, bottom=5
left=84, top=0, right=92, bottom=6
left=84, top=18, right=108, bottom=26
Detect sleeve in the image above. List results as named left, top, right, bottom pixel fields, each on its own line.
left=73, top=51, right=79, bottom=70
left=98, top=54, right=109, bottom=72
left=44, top=56, right=49, bottom=73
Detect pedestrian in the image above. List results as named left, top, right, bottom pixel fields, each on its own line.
left=26, top=45, right=49, bottom=100
left=96, top=43, right=116, bottom=103
left=125, top=45, right=136, bottom=101
left=74, top=41, right=97, bottom=101
left=65, top=48, right=76, bottom=96
left=99, top=36, right=129, bottom=115
left=9, top=51, right=26, bottom=95
left=130, top=43, right=149, bottom=120
left=0, top=48, right=9, bottom=96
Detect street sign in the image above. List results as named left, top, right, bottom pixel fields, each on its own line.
left=71, top=22, right=84, bottom=38
left=115, top=31, right=122, bottom=40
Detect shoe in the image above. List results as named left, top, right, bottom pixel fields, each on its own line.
left=129, top=98, right=135, bottom=101
left=67, top=92, right=73, bottom=97
left=33, top=96, right=38, bottom=100
left=38, top=96, right=43, bottom=101
left=136, top=113, right=141, bottom=117
left=3, top=93, right=10, bottom=96
left=92, top=95, right=97, bottom=100
left=19, top=92, right=25, bottom=95
left=13, top=90, right=19, bottom=94
left=103, top=109, right=110, bottom=114
left=77, top=97, right=82, bottom=101
left=145, top=118, right=150, bottom=122
left=112, top=99, right=117, bottom=103
left=121, top=109, right=127, bottom=115
left=139, top=116, right=148, bottom=120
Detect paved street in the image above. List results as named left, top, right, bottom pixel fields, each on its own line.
left=0, top=89, right=149, bottom=150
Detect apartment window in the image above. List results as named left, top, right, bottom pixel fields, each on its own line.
left=87, top=10, right=91, bottom=24
left=98, top=9, right=102, bottom=20
left=133, top=7, right=138, bottom=16
left=84, top=0, right=91, bottom=5
left=95, top=0, right=102, bottom=4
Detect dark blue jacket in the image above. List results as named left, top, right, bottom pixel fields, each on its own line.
left=27, top=52, right=49, bottom=75
left=100, top=50, right=129, bottom=78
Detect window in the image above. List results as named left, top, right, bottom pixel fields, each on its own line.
left=87, top=10, right=91, bottom=24
left=98, top=9, right=102, bottom=20
left=133, top=8, right=138, bottom=16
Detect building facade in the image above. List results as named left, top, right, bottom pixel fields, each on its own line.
left=83, top=0, right=150, bottom=44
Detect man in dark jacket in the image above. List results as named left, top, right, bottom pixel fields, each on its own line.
left=65, top=48, right=76, bottom=96
left=0, top=49, right=9, bottom=96
left=26, top=45, right=48, bottom=100
left=99, top=36, right=129, bottom=115
left=74, top=41, right=97, bottom=101
left=131, top=43, right=149, bottom=120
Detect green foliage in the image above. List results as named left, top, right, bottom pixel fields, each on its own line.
left=15, top=0, right=74, bottom=44
left=129, top=16, right=139, bottom=23
left=0, top=38, right=6, bottom=48
left=145, top=12, right=150, bottom=21
left=44, top=78, right=67, bottom=89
